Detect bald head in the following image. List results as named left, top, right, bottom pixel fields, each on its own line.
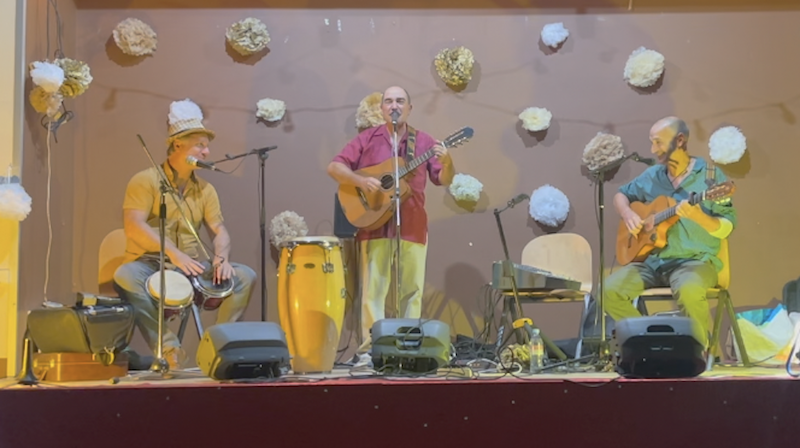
left=651, top=116, right=690, bottom=142
left=649, top=116, right=691, bottom=163
left=381, top=86, right=410, bottom=103
left=380, top=85, right=412, bottom=126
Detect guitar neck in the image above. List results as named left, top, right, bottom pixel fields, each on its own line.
left=399, top=148, right=437, bottom=179
left=653, top=192, right=705, bottom=225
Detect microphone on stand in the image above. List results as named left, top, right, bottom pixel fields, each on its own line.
left=390, top=109, right=400, bottom=126
left=632, top=154, right=656, bottom=166
left=186, top=156, right=220, bottom=171
left=507, top=193, right=530, bottom=208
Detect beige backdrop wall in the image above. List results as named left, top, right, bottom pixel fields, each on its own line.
left=19, top=0, right=800, bottom=363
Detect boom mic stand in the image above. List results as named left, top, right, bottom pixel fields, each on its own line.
left=588, top=152, right=653, bottom=365
left=493, top=195, right=567, bottom=362
left=116, top=135, right=213, bottom=381
left=216, top=145, right=277, bottom=322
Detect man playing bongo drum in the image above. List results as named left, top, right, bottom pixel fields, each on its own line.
left=113, top=98, right=256, bottom=370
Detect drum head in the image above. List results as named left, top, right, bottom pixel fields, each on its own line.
left=147, top=270, right=194, bottom=308
left=283, top=236, right=341, bottom=247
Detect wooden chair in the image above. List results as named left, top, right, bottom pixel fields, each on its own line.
left=519, top=233, right=594, bottom=359
left=98, top=229, right=128, bottom=297
left=635, top=239, right=752, bottom=369
left=97, top=228, right=201, bottom=342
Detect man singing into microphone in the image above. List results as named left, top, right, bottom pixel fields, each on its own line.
left=603, top=116, right=737, bottom=350
left=113, top=98, right=256, bottom=369
left=328, top=86, right=455, bottom=368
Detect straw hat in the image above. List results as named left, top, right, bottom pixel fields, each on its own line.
left=166, top=98, right=216, bottom=146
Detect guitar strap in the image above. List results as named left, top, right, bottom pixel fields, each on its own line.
left=405, top=125, right=417, bottom=164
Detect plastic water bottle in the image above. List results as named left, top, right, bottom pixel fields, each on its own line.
left=529, top=328, right=545, bottom=373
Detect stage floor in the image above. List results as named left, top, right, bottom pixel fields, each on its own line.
left=2, top=364, right=799, bottom=448
left=0, top=363, right=791, bottom=389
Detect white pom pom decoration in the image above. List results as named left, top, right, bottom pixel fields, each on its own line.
left=0, top=182, right=32, bottom=222
left=529, top=184, right=570, bottom=227
left=709, top=126, right=747, bottom=165
left=29, top=61, right=65, bottom=94
left=519, top=107, right=552, bottom=132
left=623, top=47, right=665, bottom=88
left=269, top=210, right=309, bottom=247
left=256, top=98, right=287, bottom=122
left=448, top=173, right=483, bottom=202
left=541, top=22, right=569, bottom=48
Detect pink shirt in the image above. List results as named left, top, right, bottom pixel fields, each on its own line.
left=333, top=124, right=444, bottom=245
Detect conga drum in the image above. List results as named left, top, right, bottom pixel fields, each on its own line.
left=146, top=270, right=195, bottom=321
left=277, top=236, right=346, bottom=373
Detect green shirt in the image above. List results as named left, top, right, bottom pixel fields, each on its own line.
left=618, top=157, right=737, bottom=273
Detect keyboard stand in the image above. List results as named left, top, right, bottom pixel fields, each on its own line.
left=498, top=292, right=568, bottom=361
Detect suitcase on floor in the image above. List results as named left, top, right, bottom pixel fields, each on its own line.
left=32, top=352, right=129, bottom=382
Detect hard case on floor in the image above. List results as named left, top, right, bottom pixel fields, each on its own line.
left=32, top=352, right=129, bottom=382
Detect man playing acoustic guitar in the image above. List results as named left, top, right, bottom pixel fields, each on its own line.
left=604, top=116, right=736, bottom=350
left=327, top=86, right=455, bottom=368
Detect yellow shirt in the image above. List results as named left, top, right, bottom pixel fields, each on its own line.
left=122, top=162, right=223, bottom=263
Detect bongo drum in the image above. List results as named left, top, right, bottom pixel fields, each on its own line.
left=190, top=266, right=235, bottom=311
left=277, top=236, right=346, bottom=373
left=146, top=270, right=195, bottom=320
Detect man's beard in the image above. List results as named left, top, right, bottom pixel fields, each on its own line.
left=659, top=136, right=681, bottom=167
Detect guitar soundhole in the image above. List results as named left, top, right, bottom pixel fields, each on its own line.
left=380, top=174, right=394, bottom=190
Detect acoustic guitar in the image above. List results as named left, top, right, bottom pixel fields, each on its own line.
left=338, top=126, right=474, bottom=231
left=615, top=181, right=736, bottom=266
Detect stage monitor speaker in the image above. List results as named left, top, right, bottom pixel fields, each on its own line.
left=613, top=316, right=706, bottom=378
left=333, top=193, right=358, bottom=238
left=370, top=318, right=451, bottom=373
left=196, top=322, right=291, bottom=380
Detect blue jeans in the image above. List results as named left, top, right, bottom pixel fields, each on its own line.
left=603, top=259, right=717, bottom=348
left=113, top=256, right=256, bottom=352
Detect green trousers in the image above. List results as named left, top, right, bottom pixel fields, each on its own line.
left=603, top=259, right=718, bottom=348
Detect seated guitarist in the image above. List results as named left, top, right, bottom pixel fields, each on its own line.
left=604, top=116, right=736, bottom=350
left=327, top=86, right=455, bottom=368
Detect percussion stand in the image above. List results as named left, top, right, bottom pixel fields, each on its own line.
left=588, top=152, right=653, bottom=368
left=218, top=145, right=278, bottom=322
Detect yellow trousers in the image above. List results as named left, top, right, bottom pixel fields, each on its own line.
left=357, top=238, right=428, bottom=354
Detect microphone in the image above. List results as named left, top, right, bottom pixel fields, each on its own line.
left=632, top=153, right=656, bottom=166
left=507, top=193, right=530, bottom=208
left=186, top=156, right=219, bottom=171
left=252, top=145, right=277, bottom=154
left=390, top=109, right=400, bottom=125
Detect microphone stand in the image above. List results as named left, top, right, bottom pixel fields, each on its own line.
left=588, top=151, right=651, bottom=365
left=391, top=118, right=402, bottom=318
left=217, top=146, right=276, bottom=322
left=116, top=135, right=210, bottom=382
left=493, top=198, right=568, bottom=362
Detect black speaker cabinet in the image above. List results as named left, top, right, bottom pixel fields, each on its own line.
left=333, top=193, right=358, bottom=238
left=370, top=318, right=451, bottom=373
left=196, top=322, right=291, bottom=380
left=613, top=316, right=706, bottom=378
